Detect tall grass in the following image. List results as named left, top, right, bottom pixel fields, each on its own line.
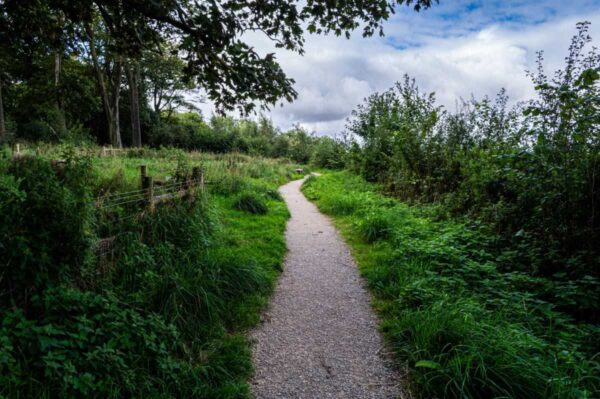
left=302, top=171, right=600, bottom=399
left=0, top=146, right=299, bottom=398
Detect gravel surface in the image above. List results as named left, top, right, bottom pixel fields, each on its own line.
left=250, top=177, right=403, bottom=399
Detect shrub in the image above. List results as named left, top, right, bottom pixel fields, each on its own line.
left=0, top=155, right=95, bottom=307
left=234, top=193, right=268, bottom=215
left=345, top=24, right=600, bottom=285
left=0, top=287, right=200, bottom=398
left=355, top=211, right=393, bottom=242
left=264, top=188, right=283, bottom=201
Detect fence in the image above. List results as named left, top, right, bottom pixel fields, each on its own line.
left=101, top=145, right=126, bottom=157
left=8, top=145, right=208, bottom=259
left=95, top=164, right=205, bottom=258
left=10, top=143, right=132, bottom=158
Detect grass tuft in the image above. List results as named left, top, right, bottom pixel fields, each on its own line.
left=234, top=193, right=269, bottom=215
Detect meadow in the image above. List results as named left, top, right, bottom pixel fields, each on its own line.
left=0, top=145, right=305, bottom=398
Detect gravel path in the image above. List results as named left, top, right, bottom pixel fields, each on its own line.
left=250, top=177, right=403, bottom=399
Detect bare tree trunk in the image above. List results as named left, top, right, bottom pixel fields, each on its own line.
left=53, top=12, right=67, bottom=134
left=54, top=49, right=67, bottom=134
left=112, top=59, right=123, bottom=148
left=127, top=61, right=142, bottom=147
left=0, top=78, right=5, bottom=141
left=86, top=24, right=123, bottom=148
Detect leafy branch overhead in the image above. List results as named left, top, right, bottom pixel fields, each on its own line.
left=0, top=0, right=436, bottom=114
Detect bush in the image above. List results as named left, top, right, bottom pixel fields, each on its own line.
left=345, top=24, right=600, bottom=286
left=264, top=188, right=283, bottom=201
left=310, top=137, right=346, bottom=169
left=0, top=155, right=95, bottom=307
left=234, top=193, right=268, bottom=215
left=0, top=287, right=196, bottom=398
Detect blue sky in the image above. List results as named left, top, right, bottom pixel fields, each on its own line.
left=198, top=0, right=600, bottom=135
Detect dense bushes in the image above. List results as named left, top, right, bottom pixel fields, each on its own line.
left=0, top=288, right=191, bottom=397
left=334, top=25, right=600, bottom=395
left=0, top=154, right=95, bottom=307
left=144, top=113, right=346, bottom=168
left=346, top=23, right=599, bottom=289
left=0, top=151, right=293, bottom=398
left=303, top=172, right=600, bottom=399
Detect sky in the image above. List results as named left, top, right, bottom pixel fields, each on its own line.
left=197, top=0, right=600, bottom=136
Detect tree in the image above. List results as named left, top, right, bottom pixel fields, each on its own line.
left=85, top=22, right=124, bottom=147
left=0, top=74, right=5, bottom=141
left=143, top=47, right=196, bottom=119
left=126, top=60, right=141, bottom=147
left=1, top=0, right=436, bottom=117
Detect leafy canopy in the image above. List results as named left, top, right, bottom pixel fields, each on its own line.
left=0, top=0, right=436, bottom=113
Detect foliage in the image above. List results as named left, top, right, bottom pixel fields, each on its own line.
left=0, top=288, right=192, bottom=398
left=234, top=193, right=269, bottom=215
left=310, top=136, right=347, bottom=169
left=0, top=149, right=295, bottom=398
left=345, top=23, right=600, bottom=288
left=303, top=171, right=600, bottom=399
left=0, top=0, right=437, bottom=143
left=0, top=154, right=95, bottom=308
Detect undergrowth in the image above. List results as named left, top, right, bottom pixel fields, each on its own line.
left=302, top=172, right=600, bottom=399
left=0, top=147, right=298, bottom=398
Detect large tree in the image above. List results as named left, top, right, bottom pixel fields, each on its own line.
left=2, top=0, right=435, bottom=115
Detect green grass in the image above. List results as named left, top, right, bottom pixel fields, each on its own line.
left=0, top=145, right=300, bottom=398
left=302, top=171, right=599, bottom=399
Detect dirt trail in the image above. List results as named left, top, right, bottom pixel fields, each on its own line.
left=250, top=177, right=402, bottom=398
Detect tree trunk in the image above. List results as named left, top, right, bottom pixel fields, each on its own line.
left=111, top=59, right=123, bottom=148
left=0, top=78, right=5, bottom=141
left=54, top=49, right=67, bottom=134
left=127, top=61, right=142, bottom=147
left=86, top=24, right=123, bottom=148
left=53, top=11, right=67, bottom=134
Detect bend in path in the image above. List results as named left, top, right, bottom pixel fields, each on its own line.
left=250, top=177, right=402, bottom=399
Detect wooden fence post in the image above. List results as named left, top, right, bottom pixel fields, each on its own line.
left=12, top=143, right=21, bottom=158
left=140, top=164, right=154, bottom=212
left=143, top=176, right=155, bottom=212
left=191, top=166, right=205, bottom=195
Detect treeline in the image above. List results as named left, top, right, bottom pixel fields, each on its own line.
left=0, top=0, right=433, bottom=153
left=148, top=113, right=347, bottom=168
left=342, top=22, right=600, bottom=316
left=0, top=17, right=345, bottom=166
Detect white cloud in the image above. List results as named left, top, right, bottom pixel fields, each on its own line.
left=196, top=3, right=600, bottom=136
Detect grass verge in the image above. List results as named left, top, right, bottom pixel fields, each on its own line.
left=302, top=171, right=599, bottom=399
left=0, top=146, right=300, bottom=398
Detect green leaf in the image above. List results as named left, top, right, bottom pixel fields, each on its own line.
left=415, top=360, right=441, bottom=369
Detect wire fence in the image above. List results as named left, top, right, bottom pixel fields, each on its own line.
left=9, top=145, right=217, bottom=261
left=94, top=164, right=205, bottom=259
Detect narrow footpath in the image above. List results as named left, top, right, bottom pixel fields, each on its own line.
left=250, top=177, right=402, bottom=399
